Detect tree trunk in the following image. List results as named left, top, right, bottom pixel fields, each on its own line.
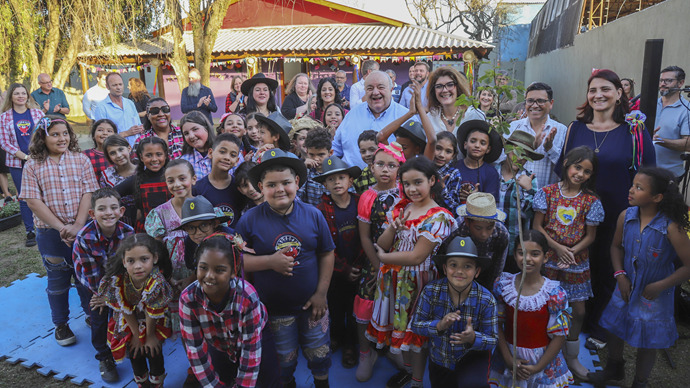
left=8, top=0, right=40, bottom=89
left=166, top=0, right=189, bottom=92
left=189, top=0, right=234, bottom=86
left=40, top=0, right=61, bottom=76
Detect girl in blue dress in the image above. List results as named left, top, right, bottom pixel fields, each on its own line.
left=589, top=167, right=690, bottom=387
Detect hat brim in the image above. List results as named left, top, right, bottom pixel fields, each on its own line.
left=312, top=166, right=362, bottom=184
left=504, top=138, right=545, bottom=161
left=248, top=156, right=308, bottom=192
left=432, top=252, right=492, bottom=271
left=241, top=77, right=279, bottom=96
left=457, top=204, right=507, bottom=223
left=456, top=119, right=503, bottom=163
left=395, top=127, right=426, bottom=148
left=173, top=213, right=231, bottom=231
left=255, top=115, right=290, bottom=151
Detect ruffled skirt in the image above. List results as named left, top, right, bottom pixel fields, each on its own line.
left=489, top=343, right=573, bottom=388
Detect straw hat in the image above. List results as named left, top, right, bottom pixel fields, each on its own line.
left=456, top=192, right=506, bottom=222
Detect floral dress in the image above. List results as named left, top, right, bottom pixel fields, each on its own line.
left=354, top=186, right=399, bottom=323
left=98, top=267, right=173, bottom=362
left=533, top=183, right=604, bottom=301
left=366, top=199, right=457, bottom=352
left=489, top=273, right=574, bottom=388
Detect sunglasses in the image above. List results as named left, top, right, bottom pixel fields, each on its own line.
left=148, top=106, right=171, bottom=115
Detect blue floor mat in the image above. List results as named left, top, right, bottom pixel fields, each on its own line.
left=0, top=274, right=612, bottom=387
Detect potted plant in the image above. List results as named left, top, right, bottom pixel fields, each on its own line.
left=0, top=201, right=21, bottom=232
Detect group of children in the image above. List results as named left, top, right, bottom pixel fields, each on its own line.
left=20, top=108, right=690, bottom=388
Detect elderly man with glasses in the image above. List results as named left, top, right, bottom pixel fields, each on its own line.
left=31, top=73, right=70, bottom=119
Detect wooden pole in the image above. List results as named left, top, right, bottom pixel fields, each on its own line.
left=79, top=63, right=89, bottom=96
left=157, top=62, right=166, bottom=100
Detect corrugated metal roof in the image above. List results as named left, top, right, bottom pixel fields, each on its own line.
left=80, top=23, right=492, bottom=59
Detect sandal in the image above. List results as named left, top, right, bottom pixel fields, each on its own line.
left=342, top=346, right=358, bottom=369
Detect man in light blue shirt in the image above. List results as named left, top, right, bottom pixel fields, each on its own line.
left=334, top=70, right=407, bottom=168
left=82, top=71, right=110, bottom=120
left=653, top=66, right=690, bottom=179
left=349, top=60, right=380, bottom=109
left=93, top=73, right=143, bottom=146
left=31, top=73, right=70, bottom=119
left=400, top=62, right=429, bottom=109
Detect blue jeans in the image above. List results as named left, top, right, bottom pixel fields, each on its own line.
left=10, top=167, right=34, bottom=234
left=87, top=292, right=113, bottom=361
left=270, top=310, right=331, bottom=383
left=36, top=228, right=90, bottom=326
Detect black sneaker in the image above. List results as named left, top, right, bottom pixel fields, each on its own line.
left=386, top=370, right=412, bottom=388
left=99, top=358, right=120, bottom=383
left=55, top=324, right=76, bottom=346
left=25, top=231, right=36, bottom=247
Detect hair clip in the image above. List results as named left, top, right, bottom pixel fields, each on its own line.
left=38, top=117, right=67, bottom=136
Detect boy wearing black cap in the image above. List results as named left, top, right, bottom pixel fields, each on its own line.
left=454, top=119, right=503, bottom=203
left=411, top=236, right=498, bottom=388
left=298, top=128, right=333, bottom=206
left=254, top=111, right=292, bottom=161
left=235, top=149, right=335, bottom=388
left=314, top=156, right=365, bottom=368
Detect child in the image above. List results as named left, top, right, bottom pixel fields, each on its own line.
left=287, top=116, right=319, bottom=160
left=179, top=233, right=273, bottom=387
left=216, top=112, right=250, bottom=165
left=367, top=156, right=457, bottom=388
left=589, top=168, right=690, bottom=387
left=234, top=160, right=265, bottom=215
left=255, top=111, right=292, bottom=158
left=434, top=131, right=463, bottom=214
left=73, top=188, right=134, bottom=383
left=193, top=133, right=243, bottom=229
left=20, top=116, right=99, bottom=346
left=245, top=112, right=263, bottom=151
left=180, top=111, right=216, bottom=179
left=394, top=120, right=434, bottom=160
left=533, top=145, right=604, bottom=380
left=489, top=230, right=574, bottom=388
left=176, top=196, right=231, bottom=270
left=322, top=103, right=345, bottom=138
left=314, top=155, right=365, bottom=368
left=96, top=234, right=173, bottom=388
left=498, top=131, right=540, bottom=270
left=412, top=236, right=498, bottom=387
left=100, top=134, right=137, bottom=226
left=84, top=119, right=116, bottom=178
left=115, top=137, right=170, bottom=232
left=298, top=128, right=333, bottom=206
left=353, top=130, right=378, bottom=194
left=235, top=149, right=336, bottom=388
left=355, top=142, right=404, bottom=382
left=454, top=119, right=503, bottom=204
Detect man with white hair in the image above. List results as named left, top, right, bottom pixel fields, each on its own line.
left=180, top=69, right=218, bottom=124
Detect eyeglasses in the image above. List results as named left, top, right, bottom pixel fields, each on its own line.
left=434, top=82, right=456, bottom=91
left=148, top=106, right=171, bottom=115
left=525, top=98, right=549, bottom=106
left=659, top=78, right=678, bottom=85
left=374, top=161, right=400, bottom=170
left=182, top=221, right=214, bottom=234
left=39, top=80, right=52, bottom=85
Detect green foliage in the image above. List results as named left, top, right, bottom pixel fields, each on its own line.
left=0, top=201, right=20, bottom=219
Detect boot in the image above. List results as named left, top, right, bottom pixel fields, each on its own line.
left=630, top=377, right=648, bottom=388
left=587, top=359, right=625, bottom=385
left=149, top=373, right=166, bottom=388
left=563, top=339, right=590, bottom=380
left=134, top=373, right=150, bottom=388
left=355, top=350, right=378, bottom=382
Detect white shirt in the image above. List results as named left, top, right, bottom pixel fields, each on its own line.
left=82, top=85, right=110, bottom=120
left=349, top=79, right=366, bottom=108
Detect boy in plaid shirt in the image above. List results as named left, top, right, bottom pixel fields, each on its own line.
left=73, top=187, right=134, bottom=383
left=352, top=130, right=377, bottom=194
left=298, top=128, right=333, bottom=206
left=412, top=236, right=498, bottom=387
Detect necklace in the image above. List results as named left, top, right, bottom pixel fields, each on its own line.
left=440, top=107, right=461, bottom=126
left=269, top=201, right=294, bottom=218
left=593, top=130, right=611, bottom=153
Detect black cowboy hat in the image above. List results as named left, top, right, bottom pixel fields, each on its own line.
left=313, top=156, right=362, bottom=184
left=255, top=111, right=292, bottom=151
left=248, top=149, right=308, bottom=191
left=456, top=119, right=503, bottom=163
left=395, top=120, right=427, bottom=149
left=173, top=196, right=230, bottom=231
left=241, top=73, right=279, bottom=96
left=432, top=236, right=491, bottom=270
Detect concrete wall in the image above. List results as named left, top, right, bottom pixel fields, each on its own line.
left=525, top=0, right=690, bottom=123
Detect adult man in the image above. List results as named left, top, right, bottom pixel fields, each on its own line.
left=333, top=70, right=407, bottom=168
left=181, top=69, right=217, bottom=124
left=385, top=69, right=402, bottom=103
left=504, top=82, right=566, bottom=189
left=82, top=71, right=110, bottom=120
left=335, top=70, right=351, bottom=109
left=349, top=60, right=380, bottom=109
left=31, top=73, right=70, bottom=119
left=653, top=66, right=690, bottom=181
left=398, top=65, right=415, bottom=98
left=496, top=71, right=518, bottom=114
left=92, top=73, right=143, bottom=146
left=399, top=62, right=429, bottom=109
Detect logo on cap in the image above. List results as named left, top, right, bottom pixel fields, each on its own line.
left=460, top=239, right=465, bottom=246
left=327, top=159, right=332, bottom=165
left=270, top=150, right=276, bottom=157
left=190, top=203, right=195, bottom=210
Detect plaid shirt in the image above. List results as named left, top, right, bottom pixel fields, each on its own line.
left=179, top=279, right=267, bottom=388
left=439, top=163, right=463, bottom=214
left=134, top=126, right=185, bottom=160
left=181, top=149, right=212, bottom=179
left=496, top=164, right=537, bottom=256
left=73, top=220, right=134, bottom=293
left=317, top=193, right=364, bottom=273
left=20, top=152, right=99, bottom=229
left=0, top=108, right=44, bottom=168
left=411, top=279, right=498, bottom=370
left=297, top=168, right=326, bottom=206
left=353, top=165, right=376, bottom=194
left=225, top=92, right=245, bottom=113
left=83, top=148, right=110, bottom=179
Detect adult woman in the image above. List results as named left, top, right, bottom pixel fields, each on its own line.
left=425, top=66, right=473, bottom=134
left=0, top=83, right=44, bottom=246
left=239, top=73, right=279, bottom=116
left=133, top=97, right=184, bottom=160
left=310, top=77, right=346, bottom=122
left=225, top=75, right=245, bottom=113
left=281, top=73, right=314, bottom=119
left=556, top=69, right=655, bottom=345
left=128, top=77, right=151, bottom=129
left=621, top=77, right=640, bottom=111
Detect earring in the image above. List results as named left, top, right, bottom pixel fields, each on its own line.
left=616, top=99, right=621, bottom=105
